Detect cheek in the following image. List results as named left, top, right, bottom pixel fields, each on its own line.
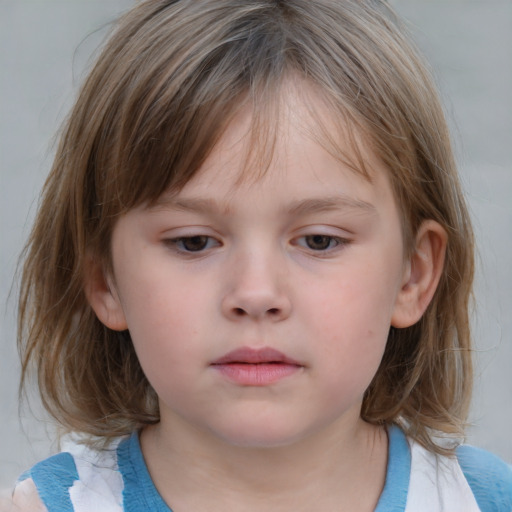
left=310, top=305, right=389, bottom=410
left=304, top=263, right=400, bottom=379
left=314, top=269, right=398, bottom=337
left=116, top=272, right=214, bottom=377
left=120, top=262, right=211, bottom=328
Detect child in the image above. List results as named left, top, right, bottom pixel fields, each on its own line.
left=11, top=0, right=512, bottom=510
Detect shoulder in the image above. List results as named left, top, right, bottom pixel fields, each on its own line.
left=456, top=444, right=512, bottom=512
left=10, top=478, right=48, bottom=512
left=15, top=452, right=79, bottom=512
left=16, top=437, right=126, bottom=512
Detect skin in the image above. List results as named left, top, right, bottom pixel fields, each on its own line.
left=8, top=480, right=47, bottom=512
left=84, top=82, right=447, bottom=512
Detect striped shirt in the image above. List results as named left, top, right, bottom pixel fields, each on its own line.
left=17, top=426, right=512, bottom=511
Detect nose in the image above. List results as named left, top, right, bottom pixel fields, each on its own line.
left=221, top=251, right=292, bottom=322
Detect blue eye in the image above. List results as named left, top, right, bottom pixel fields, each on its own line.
left=169, top=236, right=219, bottom=252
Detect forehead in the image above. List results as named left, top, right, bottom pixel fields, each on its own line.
left=151, top=80, right=396, bottom=219
left=174, top=79, right=382, bottom=194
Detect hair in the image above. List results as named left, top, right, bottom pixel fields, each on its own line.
left=18, top=0, right=474, bottom=454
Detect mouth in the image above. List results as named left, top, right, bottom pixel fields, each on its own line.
left=210, top=347, right=303, bottom=386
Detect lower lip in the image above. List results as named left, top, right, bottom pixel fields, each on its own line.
left=212, top=363, right=301, bottom=386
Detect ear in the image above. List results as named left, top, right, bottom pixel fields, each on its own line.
left=391, top=220, right=447, bottom=328
left=84, top=254, right=128, bottom=331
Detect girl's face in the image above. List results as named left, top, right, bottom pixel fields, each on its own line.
left=95, top=86, right=413, bottom=448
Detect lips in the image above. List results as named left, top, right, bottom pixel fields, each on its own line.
left=212, top=347, right=301, bottom=366
left=211, top=347, right=303, bottom=386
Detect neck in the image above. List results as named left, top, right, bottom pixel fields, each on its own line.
left=140, top=416, right=388, bottom=512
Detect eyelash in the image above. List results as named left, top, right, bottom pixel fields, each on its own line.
left=166, top=235, right=220, bottom=253
left=295, top=234, right=348, bottom=252
left=165, top=234, right=349, bottom=255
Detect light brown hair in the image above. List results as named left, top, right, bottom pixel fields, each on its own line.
left=18, top=0, right=474, bottom=453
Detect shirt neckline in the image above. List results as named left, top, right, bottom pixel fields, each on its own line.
left=118, top=424, right=411, bottom=512
left=375, top=425, right=411, bottom=511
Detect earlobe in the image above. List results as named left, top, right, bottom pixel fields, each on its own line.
left=83, top=254, right=128, bottom=331
left=391, top=220, right=447, bottom=328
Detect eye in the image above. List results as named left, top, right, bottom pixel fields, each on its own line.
left=167, top=235, right=220, bottom=252
left=295, top=234, right=347, bottom=252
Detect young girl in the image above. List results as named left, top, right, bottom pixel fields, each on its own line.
left=10, top=0, right=512, bottom=510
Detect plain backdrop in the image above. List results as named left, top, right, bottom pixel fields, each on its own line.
left=1, top=0, right=511, bottom=490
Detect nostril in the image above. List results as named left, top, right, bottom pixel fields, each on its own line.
left=231, top=307, right=280, bottom=317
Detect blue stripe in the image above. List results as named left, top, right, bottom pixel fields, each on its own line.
left=117, top=432, right=172, bottom=511
left=29, top=452, right=79, bottom=512
left=375, top=425, right=410, bottom=511
left=457, top=444, right=512, bottom=512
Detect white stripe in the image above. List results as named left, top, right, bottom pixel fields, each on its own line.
left=405, top=440, right=481, bottom=512
left=66, top=439, right=124, bottom=512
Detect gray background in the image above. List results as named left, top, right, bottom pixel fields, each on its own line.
left=1, top=0, right=511, bottom=490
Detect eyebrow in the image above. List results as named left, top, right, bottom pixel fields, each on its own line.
left=151, top=196, right=234, bottom=215
left=150, top=194, right=376, bottom=216
left=286, top=196, right=376, bottom=216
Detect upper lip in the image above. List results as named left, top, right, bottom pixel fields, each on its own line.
left=211, top=347, right=302, bottom=366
